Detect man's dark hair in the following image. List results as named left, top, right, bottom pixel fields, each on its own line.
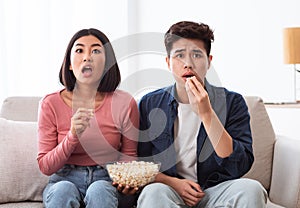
left=164, top=21, right=214, bottom=57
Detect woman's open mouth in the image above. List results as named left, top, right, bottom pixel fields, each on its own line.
left=82, top=66, right=92, bottom=77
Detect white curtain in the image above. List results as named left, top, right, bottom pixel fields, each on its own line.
left=0, top=0, right=129, bottom=104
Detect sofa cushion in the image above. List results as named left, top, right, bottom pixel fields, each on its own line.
left=243, top=96, right=276, bottom=191
left=0, top=202, right=43, bottom=208
left=0, top=118, right=48, bottom=204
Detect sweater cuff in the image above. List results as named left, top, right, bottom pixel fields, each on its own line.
left=67, top=131, right=79, bottom=143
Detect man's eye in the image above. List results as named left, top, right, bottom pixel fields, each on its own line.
left=175, top=54, right=183, bottom=58
left=193, top=53, right=202, bottom=58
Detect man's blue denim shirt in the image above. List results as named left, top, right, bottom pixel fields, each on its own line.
left=137, top=80, right=254, bottom=189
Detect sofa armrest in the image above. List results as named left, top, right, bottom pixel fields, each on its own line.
left=269, top=136, right=300, bottom=208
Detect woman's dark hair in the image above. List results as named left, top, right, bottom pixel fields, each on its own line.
left=164, top=21, right=214, bottom=57
left=59, top=28, right=121, bottom=92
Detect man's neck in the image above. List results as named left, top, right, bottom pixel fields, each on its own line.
left=175, top=85, right=189, bottom=104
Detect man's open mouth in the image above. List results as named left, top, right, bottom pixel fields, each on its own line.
left=182, top=74, right=194, bottom=78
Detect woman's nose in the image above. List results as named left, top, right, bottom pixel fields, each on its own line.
left=83, top=53, right=92, bottom=62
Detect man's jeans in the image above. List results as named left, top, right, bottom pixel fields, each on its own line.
left=137, top=178, right=267, bottom=208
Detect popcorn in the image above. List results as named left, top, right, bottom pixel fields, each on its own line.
left=106, top=161, right=160, bottom=188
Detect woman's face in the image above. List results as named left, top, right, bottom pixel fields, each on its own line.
left=70, top=35, right=106, bottom=88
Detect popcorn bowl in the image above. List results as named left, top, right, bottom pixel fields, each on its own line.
left=106, top=161, right=160, bottom=188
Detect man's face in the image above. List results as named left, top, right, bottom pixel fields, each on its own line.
left=166, top=38, right=212, bottom=89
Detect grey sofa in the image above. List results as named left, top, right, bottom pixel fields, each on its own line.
left=0, top=96, right=299, bottom=208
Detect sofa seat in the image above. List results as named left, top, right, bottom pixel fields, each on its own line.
left=0, top=202, right=43, bottom=208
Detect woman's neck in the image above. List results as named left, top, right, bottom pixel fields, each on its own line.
left=73, top=85, right=97, bottom=101
left=71, top=84, right=104, bottom=109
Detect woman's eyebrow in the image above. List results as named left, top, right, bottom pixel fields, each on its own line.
left=74, top=43, right=84, bottom=47
left=91, top=43, right=102, bottom=47
left=74, top=43, right=102, bottom=47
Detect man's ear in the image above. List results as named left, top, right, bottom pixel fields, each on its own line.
left=166, top=56, right=171, bottom=70
left=208, top=55, right=213, bottom=69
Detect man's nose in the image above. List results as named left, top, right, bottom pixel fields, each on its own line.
left=184, top=64, right=192, bottom=69
left=184, top=58, right=193, bottom=69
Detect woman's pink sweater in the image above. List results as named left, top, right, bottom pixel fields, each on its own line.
left=37, top=89, right=139, bottom=176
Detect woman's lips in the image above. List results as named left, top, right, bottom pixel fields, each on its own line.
left=82, top=66, right=92, bottom=77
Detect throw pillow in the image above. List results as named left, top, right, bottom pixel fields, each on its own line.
left=0, top=118, right=48, bottom=203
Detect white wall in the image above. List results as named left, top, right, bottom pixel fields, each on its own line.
left=1, top=0, right=300, bottom=104
left=266, top=106, right=300, bottom=139
left=0, top=0, right=129, bottom=104
left=127, top=0, right=300, bottom=103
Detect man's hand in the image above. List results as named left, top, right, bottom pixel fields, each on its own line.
left=172, top=178, right=205, bottom=206
left=185, top=76, right=212, bottom=119
left=185, top=76, right=233, bottom=158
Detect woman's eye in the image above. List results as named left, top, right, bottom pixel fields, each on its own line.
left=92, top=49, right=101, bottom=54
left=75, top=48, right=82, bottom=53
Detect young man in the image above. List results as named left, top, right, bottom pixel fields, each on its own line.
left=137, top=21, right=267, bottom=207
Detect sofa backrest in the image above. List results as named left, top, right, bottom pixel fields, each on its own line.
left=0, top=95, right=276, bottom=192
left=243, top=96, right=276, bottom=191
left=0, top=96, right=42, bottom=122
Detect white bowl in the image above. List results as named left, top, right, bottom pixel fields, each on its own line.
left=106, top=161, right=160, bottom=188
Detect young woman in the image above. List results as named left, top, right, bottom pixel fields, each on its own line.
left=37, top=28, right=139, bottom=208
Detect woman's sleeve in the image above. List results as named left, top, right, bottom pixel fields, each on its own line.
left=119, top=97, right=139, bottom=161
left=37, top=99, right=79, bottom=176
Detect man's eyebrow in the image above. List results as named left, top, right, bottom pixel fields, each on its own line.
left=172, top=48, right=204, bottom=54
left=173, top=48, right=185, bottom=53
left=192, top=49, right=203, bottom=53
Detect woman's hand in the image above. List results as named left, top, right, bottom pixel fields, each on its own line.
left=112, top=182, right=140, bottom=195
left=70, top=108, right=94, bottom=138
